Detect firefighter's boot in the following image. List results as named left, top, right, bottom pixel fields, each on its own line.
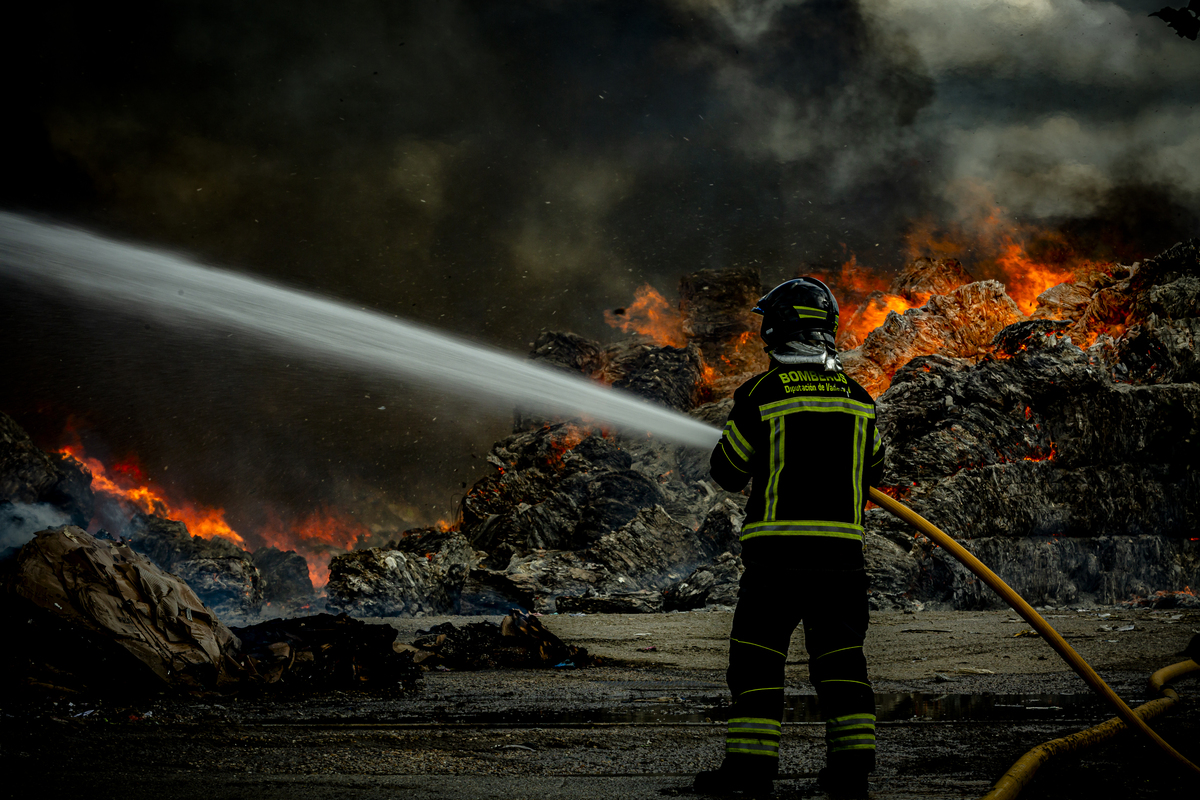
left=692, top=761, right=774, bottom=797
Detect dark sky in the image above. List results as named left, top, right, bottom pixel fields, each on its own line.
left=2, top=0, right=1198, bottom=539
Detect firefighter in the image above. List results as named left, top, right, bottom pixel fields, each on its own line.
left=693, top=277, right=885, bottom=799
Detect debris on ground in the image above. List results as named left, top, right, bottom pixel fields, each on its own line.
left=401, top=609, right=594, bottom=670
left=1, top=526, right=419, bottom=696
left=229, top=612, right=421, bottom=694
left=1, top=525, right=241, bottom=693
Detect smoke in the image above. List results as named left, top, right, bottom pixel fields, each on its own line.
left=2, top=0, right=1197, bottom=529
left=0, top=503, right=71, bottom=554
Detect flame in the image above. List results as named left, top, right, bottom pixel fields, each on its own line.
left=848, top=293, right=919, bottom=342
left=995, top=242, right=1075, bottom=316
left=258, top=507, right=369, bottom=588
left=59, top=444, right=246, bottom=546
left=59, top=442, right=373, bottom=589
left=811, top=256, right=920, bottom=346
left=903, top=194, right=1080, bottom=317
left=604, top=284, right=687, bottom=347
left=719, top=331, right=760, bottom=368
left=546, top=423, right=592, bottom=468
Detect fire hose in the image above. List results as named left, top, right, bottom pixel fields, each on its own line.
left=868, top=487, right=1200, bottom=781
left=980, top=658, right=1200, bottom=800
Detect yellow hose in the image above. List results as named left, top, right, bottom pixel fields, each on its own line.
left=980, top=659, right=1199, bottom=800
left=867, top=487, right=1200, bottom=777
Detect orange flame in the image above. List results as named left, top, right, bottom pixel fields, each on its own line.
left=903, top=194, right=1080, bottom=317
left=546, top=423, right=592, bottom=469
left=811, top=256, right=920, bottom=346
left=849, top=294, right=919, bottom=342
left=59, top=444, right=246, bottom=547
left=59, top=442, right=375, bottom=589
left=604, top=285, right=687, bottom=347
left=258, top=508, right=369, bottom=588
left=995, top=243, right=1075, bottom=316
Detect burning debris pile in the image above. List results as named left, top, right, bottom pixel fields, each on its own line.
left=324, top=420, right=744, bottom=616
left=2, top=236, right=1197, bottom=622
left=123, top=516, right=314, bottom=621
left=326, top=240, right=1198, bottom=614
left=1, top=413, right=93, bottom=541
left=871, top=240, right=1200, bottom=608
left=0, top=411, right=317, bottom=623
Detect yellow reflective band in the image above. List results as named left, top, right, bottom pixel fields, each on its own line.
left=729, top=727, right=782, bottom=737
left=738, top=686, right=785, bottom=696
left=730, top=717, right=783, bottom=728
left=829, top=742, right=877, bottom=752
left=764, top=417, right=783, bottom=520
left=726, top=746, right=780, bottom=757
left=741, top=520, right=863, bottom=542
left=725, top=420, right=754, bottom=456
left=759, top=397, right=875, bottom=420
left=730, top=638, right=787, bottom=659
left=827, top=713, right=876, bottom=725
left=814, top=645, right=863, bottom=661
left=722, top=421, right=753, bottom=463
left=793, top=305, right=826, bottom=319
left=852, top=416, right=866, bottom=525
left=719, top=443, right=750, bottom=473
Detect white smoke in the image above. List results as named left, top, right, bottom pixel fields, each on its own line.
left=0, top=502, right=72, bottom=553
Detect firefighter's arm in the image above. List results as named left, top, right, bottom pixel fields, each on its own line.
left=710, top=435, right=752, bottom=491
left=710, top=394, right=758, bottom=491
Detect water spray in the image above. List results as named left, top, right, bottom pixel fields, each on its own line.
left=0, top=212, right=716, bottom=449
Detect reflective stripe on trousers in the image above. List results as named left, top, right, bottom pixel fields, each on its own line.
left=726, top=717, right=782, bottom=758
left=826, top=712, right=877, bottom=754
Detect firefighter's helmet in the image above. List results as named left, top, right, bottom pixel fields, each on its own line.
left=753, top=277, right=840, bottom=351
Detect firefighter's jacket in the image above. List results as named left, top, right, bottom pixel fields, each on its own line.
left=711, top=362, right=885, bottom=569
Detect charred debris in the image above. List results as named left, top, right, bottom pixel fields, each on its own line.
left=2, top=240, right=1198, bottom=688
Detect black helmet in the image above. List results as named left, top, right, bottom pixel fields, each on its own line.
left=753, top=277, right=840, bottom=351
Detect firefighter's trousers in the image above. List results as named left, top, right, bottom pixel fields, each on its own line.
left=722, top=566, right=875, bottom=779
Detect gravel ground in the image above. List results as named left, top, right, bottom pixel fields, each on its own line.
left=2, top=607, right=1197, bottom=799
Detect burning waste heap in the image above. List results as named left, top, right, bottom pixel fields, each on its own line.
left=2, top=238, right=1199, bottom=643
left=324, top=240, right=1199, bottom=616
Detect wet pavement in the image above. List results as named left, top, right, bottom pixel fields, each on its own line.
left=3, top=609, right=1197, bottom=799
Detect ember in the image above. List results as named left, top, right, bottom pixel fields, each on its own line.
left=546, top=423, right=592, bottom=469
